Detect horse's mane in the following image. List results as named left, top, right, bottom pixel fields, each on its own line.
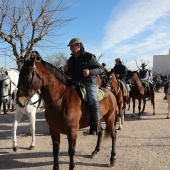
left=40, top=60, right=70, bottom=86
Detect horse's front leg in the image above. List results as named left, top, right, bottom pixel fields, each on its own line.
left=132, top=99, right=135, bottom=117
left=3, top=102, right=7, bottom=114
left=29, top=110, right=36, bottom=150
left=138, top=99, right=142, bottom=119
left=118, top=103, right=123, bottom=130
left=151, top=94, right=155, bottom=115
left=167, top=97, right=170, bottom=119
left=12, top=111, right=23, bottom=151
left=91, top=125, right=103, bottom=158
left=67, top=128, right=78, bottom=170
left=50, top=129, right=60, bottom=170
left=141, top=98, right=146, bottom=113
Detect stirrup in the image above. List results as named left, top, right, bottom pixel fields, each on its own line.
left=89, top=121, right=101, bottom=135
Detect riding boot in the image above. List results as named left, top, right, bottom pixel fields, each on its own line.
left=89, top=121, right=101, bottom=135
left=123, top=96, right=129, bottom=103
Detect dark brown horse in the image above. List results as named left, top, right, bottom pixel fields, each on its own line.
left=129, top=72, right=155, bottom=119
left=16, top=57, right=117, bottom=170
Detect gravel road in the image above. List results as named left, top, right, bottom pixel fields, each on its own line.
left=0, top=89, right=170, bottom=170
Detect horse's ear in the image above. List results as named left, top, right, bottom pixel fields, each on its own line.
left=5, top=71, right=8, bottom=75
left=29, top=56, right=36, bottom=67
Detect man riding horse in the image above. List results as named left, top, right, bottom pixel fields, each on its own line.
left=64, top=38, right=104, bottom=135
left=138, top=63, right=151, bottom=98
left=111, top=58, right=129, bottom=102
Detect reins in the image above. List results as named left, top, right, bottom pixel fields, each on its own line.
left=44, top=79, right=83, bottom=107
left=106, top=75, right=120, bottom=96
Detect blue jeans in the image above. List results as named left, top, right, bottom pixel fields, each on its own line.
left=85, top=84, right=100, bottom=122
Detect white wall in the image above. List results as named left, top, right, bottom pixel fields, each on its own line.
left=153, top=49, right=170, bottom=75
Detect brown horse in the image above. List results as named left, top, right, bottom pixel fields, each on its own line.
left=16, top=57, right=117, bottom=170
left=101, top=72, right=125, bottom=130
left=129, top=72, right=155, bottom=119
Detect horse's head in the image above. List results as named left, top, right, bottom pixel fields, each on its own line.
left=104, top=71, right=117, bottom=90
left=16, top=56, right=43, bottom=107
left=128, top=72, right=139, bottom=84
left=0, top=71, right=12, bottom=104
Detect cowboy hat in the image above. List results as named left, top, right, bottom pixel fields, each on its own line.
left=140, top=63, right=147, bottom=67
left=102, top=63, right=106, bottom=66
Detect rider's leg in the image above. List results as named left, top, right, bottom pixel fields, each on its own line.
left=121, top=79, right=129, bottom=102
left=85, top=84, right=100, bottom=135
left=163, top=83, right=169, bottom=100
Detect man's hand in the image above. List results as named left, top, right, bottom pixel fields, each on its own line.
left=83, top=69, right=90, bottom=77
left=63, top=61, right=69, bottom=72
left=116, top=74, right=120, bottom=78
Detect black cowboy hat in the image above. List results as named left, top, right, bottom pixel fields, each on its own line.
left=140, top=63, right=147, bottom=67
left=102, top=63, right=106, bottom=66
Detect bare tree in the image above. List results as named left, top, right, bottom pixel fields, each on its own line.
left=0, top=0, right=74, bottom=70
left=45, top=52, right=68, bottom=68
left=97, top=54, right=103, bottom=61
left=134, top=59, right=140, bottom=70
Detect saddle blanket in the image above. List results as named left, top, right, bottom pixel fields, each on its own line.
left=79, top=85, right=106, bottom=103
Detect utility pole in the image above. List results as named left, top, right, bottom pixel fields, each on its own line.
left=5, top=49, right=6, bottom=69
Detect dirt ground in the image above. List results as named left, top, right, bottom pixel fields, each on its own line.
left=0, top=88, right=170, bottom=170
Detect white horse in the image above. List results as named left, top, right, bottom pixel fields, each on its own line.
left=0, top=69, right=44, bottom=151
left=166, top=79, right=170, bottom=119
left=0, top=69, right=15, bottom=114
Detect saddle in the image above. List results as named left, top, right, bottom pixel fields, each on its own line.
left=141, top=81, right=152, bottom=97
left=75, top=84, right=106, bottom=103
left=118, top=80, right=128, bottom=96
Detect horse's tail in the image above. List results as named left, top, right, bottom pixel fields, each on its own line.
left=104, top=110, right=117, bottom=138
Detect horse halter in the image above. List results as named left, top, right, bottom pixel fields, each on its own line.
left=105, top=75, right=112, bottom=89
left=17, top=66, right=43, bottom=100
left=106, top=75, right=120, bottom=95
left=1, top=76, right=16, bottom=98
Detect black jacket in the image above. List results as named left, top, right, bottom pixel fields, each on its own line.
left=67, top=51, right=104, bottom=85
left=139, top=70, right=147, bottom=79
left=112, top=64, right=127, bottom=80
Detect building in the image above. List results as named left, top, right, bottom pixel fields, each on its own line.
left=153, top=49, right=170, bottom=75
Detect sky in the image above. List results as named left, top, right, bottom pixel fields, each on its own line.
left=1, top=0, right=170, bottom=70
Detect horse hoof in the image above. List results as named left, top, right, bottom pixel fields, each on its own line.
left=29, top=145, right=35, bottom=150
left=138, top=116, right=141, bottom=120
left=109, top=160, right=116, bottom=167
left=109, top=156, right=116, bottom=167
left=153, top=113, right=155, bottom=115
left=13, top=146, right=18, bottom=152
left=118, top=127, right=122, bottom=130
left=166, top=116, right=169, bottom=119
left=91, top=152, right=97, bottom=159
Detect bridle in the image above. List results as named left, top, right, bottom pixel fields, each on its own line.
left=105, top=75, right=120, bottom=96
left=1, top=76, right=17, bottom=98
left=17, top=66, right=43, bottom=106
